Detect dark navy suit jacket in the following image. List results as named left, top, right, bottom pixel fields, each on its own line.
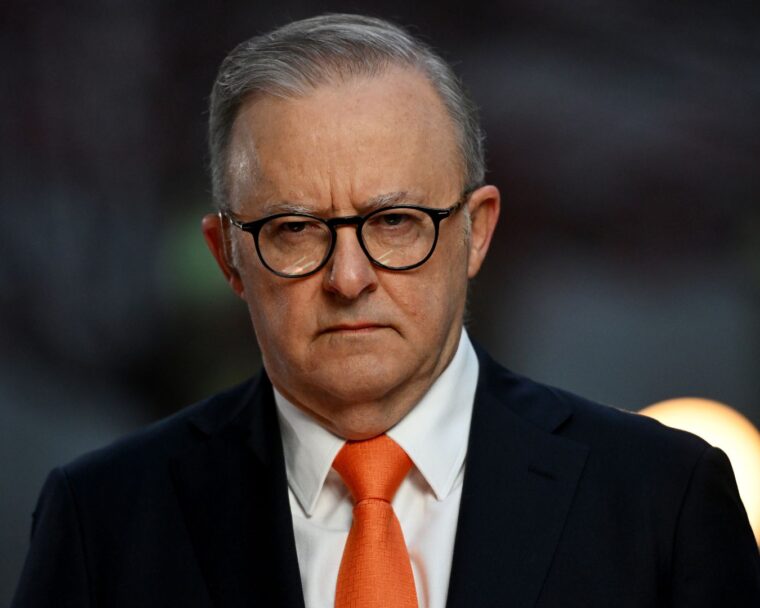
left=12, top=348, right=760, bottom=607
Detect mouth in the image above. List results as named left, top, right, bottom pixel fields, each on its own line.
left=320, top=322, right=388, bottom=334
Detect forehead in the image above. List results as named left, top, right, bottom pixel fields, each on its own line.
left=227, top=66, right=463, bottom=212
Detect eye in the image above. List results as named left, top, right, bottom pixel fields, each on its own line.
left=282, top=221, right=308, bottom=233
left=270, top=217, right=322, bottom=234
left=380, top=213, right=407, bottom=226
left=262, top=216, right=328, bottom=244
left=368, top=209, right=420, bottom=229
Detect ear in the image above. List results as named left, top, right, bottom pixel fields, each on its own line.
left=201, top=213, right=245, bottom=298
left=466, top=185, right=501, bottom=279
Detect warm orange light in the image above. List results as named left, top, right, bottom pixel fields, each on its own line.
left=640, top=398, right=760, bottom=545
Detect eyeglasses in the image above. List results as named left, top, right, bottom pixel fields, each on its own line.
left=221, top=193, right=469, bottom=278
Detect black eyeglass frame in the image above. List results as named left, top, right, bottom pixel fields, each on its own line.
left=221, top=192, right=471, bottom=278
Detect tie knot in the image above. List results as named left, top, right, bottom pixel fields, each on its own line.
left=333, top=434, right=412, bottom=503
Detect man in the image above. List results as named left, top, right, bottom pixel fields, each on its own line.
left=13, top=14, right=760, bottom=608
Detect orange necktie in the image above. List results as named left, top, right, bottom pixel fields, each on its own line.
left=332, top=434, right=418, bottom=608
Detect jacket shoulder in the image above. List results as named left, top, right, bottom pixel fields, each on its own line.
left=60, top=376, right=260, bottom=483
left=476, top=346, right=711, bottom=468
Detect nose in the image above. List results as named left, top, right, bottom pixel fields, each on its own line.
left=323, top=226, right=378, bottom=299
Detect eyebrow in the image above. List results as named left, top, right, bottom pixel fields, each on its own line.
left=259, top=201, right=317, bottom=215
left=259, top=191, right=422, bottom=217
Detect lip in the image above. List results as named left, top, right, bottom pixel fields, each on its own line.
left=321, top=322, right=387, bottom=334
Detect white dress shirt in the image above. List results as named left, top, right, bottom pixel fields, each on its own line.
left=274, top=329, right=479, bottom=608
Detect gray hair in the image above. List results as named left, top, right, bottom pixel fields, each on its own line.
left=208, top=14, right=486, bottom=211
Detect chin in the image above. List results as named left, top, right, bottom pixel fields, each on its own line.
left=315, top=364, right=401, bottom=404
left=327, top=401, right=404, bottom=440
left=286, top=359, right=400, bottom=407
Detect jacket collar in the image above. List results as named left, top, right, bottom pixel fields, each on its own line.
left=172, top=373, right=305, bottom=608
left=445, top=346, right=589, bottom=608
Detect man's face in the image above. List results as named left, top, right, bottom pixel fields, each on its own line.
left=204, top=66, right=499, bottom=439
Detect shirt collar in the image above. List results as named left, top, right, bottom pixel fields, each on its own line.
left=275, top=329, right=479, bottom=515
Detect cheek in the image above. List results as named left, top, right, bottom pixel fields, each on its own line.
left=428, top=248, right=469, bottom=321
left=386, top=262, right=464, bottom=334
left=243, top=271, right=318, bottom=347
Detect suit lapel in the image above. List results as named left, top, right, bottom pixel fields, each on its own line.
left=170, top=375, right=305, bottom=608
left=446, top=352, right=589, bottom=608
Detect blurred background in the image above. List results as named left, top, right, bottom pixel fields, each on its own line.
left=2, top=0, right=759, bottom=599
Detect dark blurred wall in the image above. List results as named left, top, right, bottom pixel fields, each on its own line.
left=2, top=1, right=759, bottom=600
